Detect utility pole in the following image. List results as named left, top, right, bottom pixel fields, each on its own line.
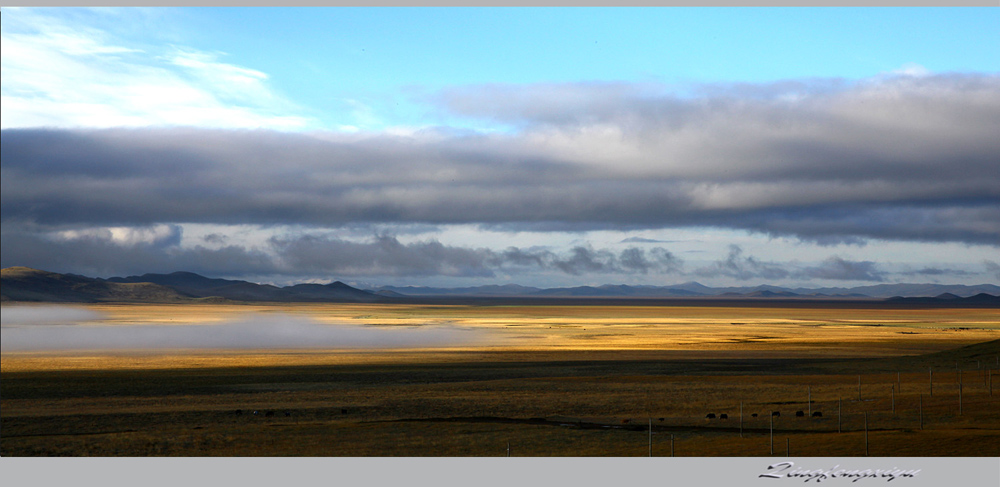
left=864, top=412, right=869, bottom=456
left=838, top=397, right=842, bottom=433
left=958, top=368, right=963, bottom=415
left=919, top=395, right=923, bottom=430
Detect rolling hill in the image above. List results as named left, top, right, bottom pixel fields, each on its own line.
left=1, top=267, right=187, bottom=303
left=2, top=268, right=382, bottom=303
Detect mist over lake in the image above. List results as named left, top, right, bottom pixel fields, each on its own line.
left=1, top=307, right=489, bottom=351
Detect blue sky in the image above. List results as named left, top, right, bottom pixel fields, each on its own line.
left=7, top=7, right=998, bottom=131
left=2, top=7, right=999, bottom=288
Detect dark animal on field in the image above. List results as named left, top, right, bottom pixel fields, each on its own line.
left=284, top=411, right=292, bottom=417
left=720, top=414, right=728, bottom=420
left=265, top=411, right=275, bottom=417
left=812, top=411, right=823, bottom=417
left=342, top=408, right=349, bottom=414
left=622, top=419, right=631, bottom=424
left=751, top=413, right=758, bottom=418
left=795, top=410, right=805, bottom=417
left=706, top=413, right=716, bottom=419
left=235, top=409, right=243, bottom=416
left=772, top=411, right=780, bottom=417
left=658, top=418, right=665, bottom=422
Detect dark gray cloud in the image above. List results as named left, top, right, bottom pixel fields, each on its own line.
left=551, top=246, right=613, bottom=275
left=800, top=256, right=886, bottom=282
left=270, top=234, right=497, bottom=278
left=0, top=222, right=277, bottom=279
left=202, top=233, right=229, bottom=245
left=695, top=245, right=790, bottom=281
left=986, top=261, right=1000, bottom=280
left=270, top=235, right=684, bottom=278
left=694, top=249, right=892, bottom=283
left=534, top=246, right=666, bottom=275
left=899, top=267, right=974, bottom=277
left=2, top=73, right=998, bottom=247
left=495, top=247, right=552, bottom=268
left=621, top=237, right=677, bottom=244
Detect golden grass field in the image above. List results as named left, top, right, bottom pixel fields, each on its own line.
left=2, top=302, right=998, bottom=456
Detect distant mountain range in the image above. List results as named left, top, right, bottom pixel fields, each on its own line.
left=374, top=282, right=1000, bottom=299
left=2, top=267, right=998, bottom=306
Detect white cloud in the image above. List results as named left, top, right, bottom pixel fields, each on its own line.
left=0, top=8, right=314, bottom=130
left=53, top=224, right=182, bottom=248
left=892, top=63, right=931, bottom=78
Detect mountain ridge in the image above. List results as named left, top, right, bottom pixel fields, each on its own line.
left=3, top=267, right=998, bottom=306
left=374, top=281, right=1000, bottom=299
left=2, top=267, right=381, bottom=303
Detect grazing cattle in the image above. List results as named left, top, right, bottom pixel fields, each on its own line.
left=622, top=419, right=631, bottom=424
left=751, top=413, right=758, bottom=418
left=341, top=408, right=349, bottom=415
left=795, top=410, right=805, bottom=417
left=265, top=410, right=275, bottom=417
left=812, top=411, right=823, bottom=417
left=720, top=414, right=728, bottom=420
left=284, top=411, right=292, bottom=417
left=658, top=418, right=665, bottom=422
left=706, top=413, right=716, bottom=419
left=234, top=409, right=243, bottom=416
left=772, top=411, right=781, bottom=417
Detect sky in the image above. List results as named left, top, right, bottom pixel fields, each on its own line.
left=2, top=7, right=999, bottom=289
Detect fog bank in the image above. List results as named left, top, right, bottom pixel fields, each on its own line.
left=1, top=305, right=105, bottom=326
left=1, top=311, right=490, bottom=351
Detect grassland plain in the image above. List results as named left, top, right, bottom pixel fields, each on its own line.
left=1, top=302, right=998, bottom=456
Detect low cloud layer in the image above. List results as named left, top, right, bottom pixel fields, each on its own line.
left=2, top=223, right=925, bottom=285
left=801, top=256, right=886, bottom=282
left=694, top=246, right=891, bottom=282
left=3, top=73, right=999, bottom=247
left=695, top=245, right=790, bottom=281
left=1, top=310, right=490, bottom=351
left=986, top=261, right=1000, bottom=280
left=0, top=226, right=684, bottom=280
